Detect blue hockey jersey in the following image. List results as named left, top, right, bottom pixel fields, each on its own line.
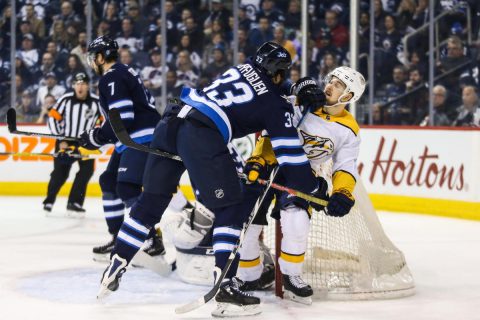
left=180, top=61, right=317, bottom=194
left=97, top=63, right=160, bottom=152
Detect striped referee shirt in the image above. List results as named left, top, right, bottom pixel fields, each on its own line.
left=48, top=92, right=104, bottom=138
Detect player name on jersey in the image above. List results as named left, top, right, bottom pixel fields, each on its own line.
left=237, top=64, right=268, bottom=96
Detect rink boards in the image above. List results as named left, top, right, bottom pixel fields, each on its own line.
left=0, top=124, right=479, bottom=220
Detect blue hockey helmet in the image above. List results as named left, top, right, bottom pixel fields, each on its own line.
left=87, top=35, right=119, bottom=64
left=253, top=41, right=292, bottom=78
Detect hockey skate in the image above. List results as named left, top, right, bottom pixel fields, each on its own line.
left=97, top=254, right=128, bottom=299
left=283, top=274, right=313, bottom=305
left=212, top=277, right=262, bottom=317
left=143, top=232, right=165, bottom=256
left=92, top=236, right=116, bottom=262
left=240, top=263, right=275, bottom=291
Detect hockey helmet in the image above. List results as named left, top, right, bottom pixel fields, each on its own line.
left=253, top=41, right=292, bottom=78
left=87, top=35, right=119, bottom=65
left=326, top=66, right=366, bottom=103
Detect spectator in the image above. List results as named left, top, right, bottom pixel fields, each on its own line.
left=284, top=0, right=301, bottom=31
left=204, top=0, right=232, bottom=35
left=257, top=0, right=285, bottom=28
left=247, top=16, right=274, bottom=47
left=54, top=1, right=82, bottom=29
left=118, top=48, right=141, bottom=74
left=141, top=47, right=168, bottom=97
left=178, top=34, right=202, bottom=70
left=45, top=41, right=69, bottom=73
left=237, top=5, right=252, bottom=32
left=272, top=25, right=297, bottom=63
left=183, top=16, right=205, bottom=52
left=396, top=0, right=417, bottom=33
left=288, top=66, right=300, bottom=83
left=315, top=10, right=349, bottom=49
left=203, top=44, right=229, bottom=81
left=420, top=85, right=452, bottom=126
left=18, top=33, right=39, bottom=69
left=236, top=28, right=256, bottom=58
left=374, top=0, right=387, bottom=32
left=22, top=3, right=45, bottom=39
left=116, top=17, right=143, bottom=54
left=70, top=31, right=89, bottom=70
left=125, top=1, right=149, bottom=36
left=36, top=72, right=66, bottom=108
left=318, top=51, right=339, bottom=82
left=175, top=49, right=199, bottom=88
left=151, top=33, right=174, bottom=65
left=437, top=36, right=476, bottom=93
left=16, top=90, right=39, bottom=123
left=404, top=67, right=428, bottom=124
left=96, top=19, right=111, bottom=37
left=165, top=69, right=183, bottom=99
left=376, top=14, right=402, bottom=84
left=103, top=2, right=122, bottom=36
left=15, top=54, right=35, bottom=88
left=203, top=32, right=227, bottom=68
left=47, top=20, right=69, bottom=50
left=63, top=54, right=86, bottom=89
left=37, top=52, right=64, bottom=84
left=36, top=93, right=56, bottom=124
left=452, top=85, right=480, bottom=127
left=17, top=20, right=38, bottom=47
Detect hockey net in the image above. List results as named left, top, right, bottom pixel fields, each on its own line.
left=263, top=159, right=415, bottom=300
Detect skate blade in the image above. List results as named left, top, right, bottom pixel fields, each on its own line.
left=65, top=211, right=86, bottom=219
left=97, top=285, right=113, bottom=300
left=92, top=253, right=110, bottom=263
left=284, top=290, right=312, bottom=305
left=212, top=303, right=262, bottom=318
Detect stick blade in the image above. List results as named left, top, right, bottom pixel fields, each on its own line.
left=175, top=297, right=206, bottom=314
left=6, top=108, right=17, bottom=132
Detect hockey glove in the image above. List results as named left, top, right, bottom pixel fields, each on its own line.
left=244, top=156, right=267, bottom=183
left=292, top=77, right=326, bottom=111
left=326, top=191, right=355, bottom=217
left=79, top=128, right=102, bottom=150
left=56, top=146, right=78, bottom=165
left=309, top=176, right=329, bottom=212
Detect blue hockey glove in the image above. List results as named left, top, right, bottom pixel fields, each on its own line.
left=292, top=77, right=326, bottom=111
left=56, top=146, right=78, bottom=164
left=79, top=128, right=102, bottom=150
left=326, top=191, right=355, bottom=217
left=309, top=176, right=329, bottom=212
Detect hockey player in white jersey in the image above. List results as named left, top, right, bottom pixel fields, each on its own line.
left=238, top=66, right=366, bottom=304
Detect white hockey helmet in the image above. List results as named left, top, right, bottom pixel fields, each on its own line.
left=326, top=66, right=366, bottom=103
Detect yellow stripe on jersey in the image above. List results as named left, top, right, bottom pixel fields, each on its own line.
left=239, top=256, right=261, bottom=268
left=251, top=136, right=278, bottom=165
left=280, top=251, right=305, bottom=263
left=332, top=170, right=356, bottom=200
left=313, top=108, right=360, bottom=136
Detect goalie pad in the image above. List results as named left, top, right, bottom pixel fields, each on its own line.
left=174, top=201, right=215, bottom=250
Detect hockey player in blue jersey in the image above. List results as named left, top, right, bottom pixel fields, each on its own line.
left=79, top=35, right=164, bottom=260
left=97, top=41, right=321, bottom=317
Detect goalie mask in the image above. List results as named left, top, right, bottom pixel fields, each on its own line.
left=324, top=66, right=366, bottom=104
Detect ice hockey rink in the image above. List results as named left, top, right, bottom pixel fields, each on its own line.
left=0, top=196, right=479, bottom=320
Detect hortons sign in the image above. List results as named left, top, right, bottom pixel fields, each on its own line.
left=357, top=127, right=479, bottom=219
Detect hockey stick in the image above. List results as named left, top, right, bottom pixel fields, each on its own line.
left=0, top=151, right=109, bottom=160
left=110, top=108, right=328, bottom=207
left=6, top=108, right=78, bottom=141
left=108, top=109, right=182, bottom=161
left=238, top=174, right=329, bottom=207
left=175, top=166, right=279, bottom=314
left=131, top=250, right=176, bottom=276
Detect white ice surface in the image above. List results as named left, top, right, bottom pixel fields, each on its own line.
left=0, top=196, right=479, bottom=320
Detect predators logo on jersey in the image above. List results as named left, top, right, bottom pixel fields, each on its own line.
left=299, top=130, right=334, bottom=160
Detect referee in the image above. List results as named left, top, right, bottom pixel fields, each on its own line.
left=43, top=72, right=103, bottom=214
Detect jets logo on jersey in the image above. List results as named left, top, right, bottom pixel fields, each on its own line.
left=299, top=130, right=334, bottom=160
left=277, top=52, right=287, bottom=58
